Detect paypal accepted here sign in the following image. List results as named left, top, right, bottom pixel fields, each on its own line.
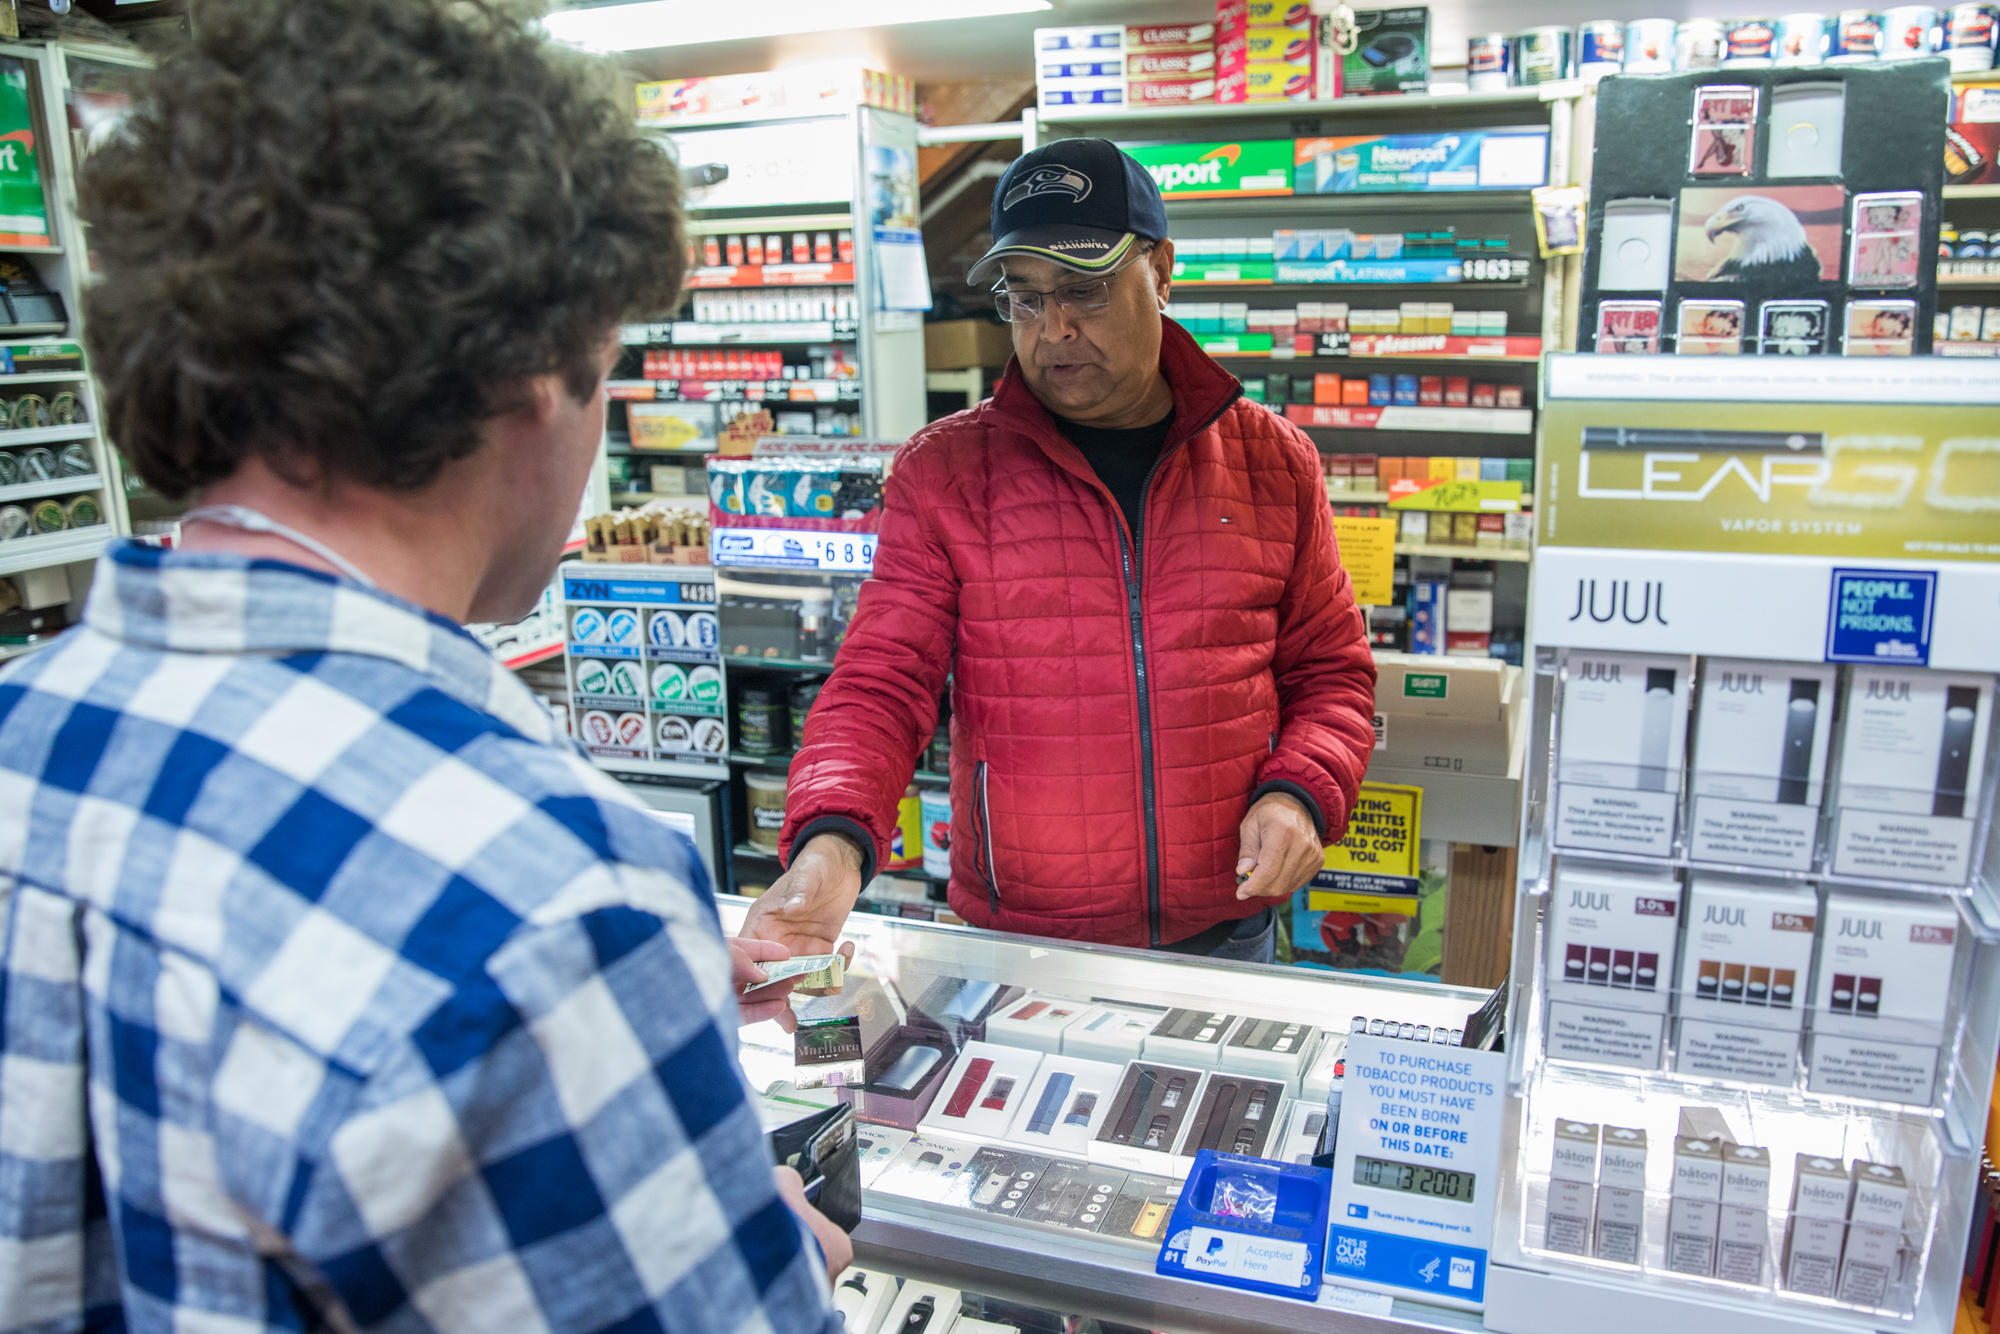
left=1123, top=139, right=1296, bottom=198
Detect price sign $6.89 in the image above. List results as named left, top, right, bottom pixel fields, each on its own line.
left=810, top=534, right=875, bottom=572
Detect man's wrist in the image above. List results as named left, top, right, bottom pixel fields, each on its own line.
left=806, top=830, right=865, bottom=871
left=1251, top=780, right=1327, bottom=839
left=789, top=815, right=877, bottom=883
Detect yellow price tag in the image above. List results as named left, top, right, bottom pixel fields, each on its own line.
left=1388, top=480, right=1522, bottom=513
left=1331, top=515, right=1397, bottom=606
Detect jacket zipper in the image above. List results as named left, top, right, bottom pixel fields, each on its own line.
left=1123, top=387, right=1242, bottom=949
left=975, top=760, right=1000, bottom=913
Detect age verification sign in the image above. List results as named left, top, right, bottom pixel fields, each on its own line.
left=1326, top=1036, right=1507, bottom=1310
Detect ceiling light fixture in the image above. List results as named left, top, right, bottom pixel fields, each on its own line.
left=541, top=0, right=1055, bottom=53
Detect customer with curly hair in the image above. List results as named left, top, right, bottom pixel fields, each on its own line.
left=0, top=2, right=847, bottom=1330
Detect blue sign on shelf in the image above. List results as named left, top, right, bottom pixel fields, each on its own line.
left=1825, top=567, right=1935, bottom=666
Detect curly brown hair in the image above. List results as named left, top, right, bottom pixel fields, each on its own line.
left=80, top=0, right=685, bottom=499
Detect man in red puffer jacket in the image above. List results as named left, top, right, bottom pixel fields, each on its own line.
left=743, top=139, right=1377, bottom=963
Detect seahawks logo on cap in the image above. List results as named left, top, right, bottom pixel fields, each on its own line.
left=1004, top=165, right=1092, bottom=210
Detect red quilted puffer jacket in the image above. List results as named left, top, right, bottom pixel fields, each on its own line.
left=779, top=318, right=1378, bottom=948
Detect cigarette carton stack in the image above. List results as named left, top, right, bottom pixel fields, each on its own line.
left=1218, top=0, right=1337, bottom=101
left=1036, top=25, right=1224, bottom=111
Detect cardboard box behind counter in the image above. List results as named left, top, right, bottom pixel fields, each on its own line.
left=1371, top=651, right=1524, bottom=775
left=925, top=319, right=1015, bottom=371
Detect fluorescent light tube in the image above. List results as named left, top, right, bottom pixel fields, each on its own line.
left=543, top=0, right=1054, bottom=52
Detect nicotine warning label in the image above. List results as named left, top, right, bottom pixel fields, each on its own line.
left=1554, top=783, right=1677, bottom=857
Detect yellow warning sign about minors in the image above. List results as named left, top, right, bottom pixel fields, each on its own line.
left=1331, top=515, right=1396, bottom=607
left=1314, top=782, right=1422, bottom=898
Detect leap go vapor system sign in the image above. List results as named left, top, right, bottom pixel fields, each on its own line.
left=1326, top=1036, right=1506, bottom=1310
left=1123, top=139, right=1294, bottom=199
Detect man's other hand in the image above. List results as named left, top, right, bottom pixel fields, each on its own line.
left=773, top=1164, right=853, bottom=1284
left=1235, top=792, right=1324, bottom=902
left=740, top=831, right=865, bottom=960
left=731, top=937, right=799, bottom=1030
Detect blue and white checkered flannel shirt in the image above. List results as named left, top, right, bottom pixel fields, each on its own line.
left=0, top=541, right=841, bottom=1334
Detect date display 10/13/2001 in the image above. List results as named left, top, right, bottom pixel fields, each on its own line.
left=1351, top=1154, right=1477, bottom=1204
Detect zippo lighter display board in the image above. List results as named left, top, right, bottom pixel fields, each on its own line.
left=1579, top=62, right=1947, bottom=355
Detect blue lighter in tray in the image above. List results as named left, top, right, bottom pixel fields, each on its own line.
left=1155, top=1150, right=1332, bottom=1301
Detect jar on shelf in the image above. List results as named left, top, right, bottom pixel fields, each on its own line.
left=735, top=685, right=787, bottom=756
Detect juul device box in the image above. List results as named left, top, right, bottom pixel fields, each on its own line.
left=1544, top=860, right=1683, bottom=1069
left=1555, top=652, right=1691, bottom=858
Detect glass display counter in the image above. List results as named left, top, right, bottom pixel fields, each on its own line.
left=716, top=898, right=1493, bottom=1334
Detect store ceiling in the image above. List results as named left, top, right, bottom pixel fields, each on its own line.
left=604, top=0, right=1721, bottom=85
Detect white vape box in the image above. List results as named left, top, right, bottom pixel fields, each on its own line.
left=1716, top=1143, right=1772, bottom=1285
left=832, top=1268, right=899, bottom=1334
left=986, top=994, right=1093, bottom=1054
left=881, top=1283, right=961, bottom=1334
left=1784, top=1153, right=1852, bottom=1297
left=1594, top=1125, right=1647, bottom=1265
left=1544, top=860, right=1682, bottom=1068
left=1808, top=892, right=1959, bottom=1106
left=1690, top=658, right=1837, bottom=871
left=1001, top=1054, right=1124, bottom=1157
left=1090, top=1061, right=1208, bottom=1178
left=1832, top=668, right=1991, bottom=885
left=1219, top=1016, right=1320, bottom=1093
left=1555, top=651, right=1691, bottom=857
left=920, top=1042, right=1045, bottom=1143
left=1062, top=1005, right=1162, bottom=1064
left=1837, top=1160, right=1909, bottom=1309
left=1300, top=1033, right=1347, bottom=1103
left=875, top=1136, right=981, bottom=1205
left=1273, top=1097, right=1330, bottom=1166
left=855, top=1124, right=916, bottom=1187
left=1545, top=1119, right=1599, bottom=1255
left=1674, top=874, right=1818, bottom=1085
left=1666, top=1135, right=1725, bottom=1276
left=1142, top=1008, right=1237, bottom=1069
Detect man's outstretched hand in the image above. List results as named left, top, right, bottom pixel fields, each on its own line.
left=1234, top=791, right=1325, bottom=902
left=739, top=829, right=866, bottom=960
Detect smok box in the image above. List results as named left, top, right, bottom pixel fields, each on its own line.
left=987, top=993, right=1092, bottom=1054
left=1062, top=1004, right=1163, bottom=1064
left=1175, top=1074, right=1286, bottom=1161
left=1674, top=874, right=1818, bottom=1086
left=1274, top=1097, right=1329, bottom=1165
left=1015, top=1157, right=1131, bottom=1233
left=1098, top=1170, right=1184, bottom=1245
left=1783, top=1153, right=1852, bottom=1297
left=855, top=1123, right=916, bottom=1187
left=1555, top=651, right=1692, bottom=857
left=1831, top=667, right=1992, bottom=885
left=1545, top=1119, right=1599, bottom=1255
left=1543, top=860, right=1682, bottom=1068
left=1837, top=1161, right=1910, bottom=1309
left=1690, top=658, right=1838, bottom=871
left=875, top=1135, right=981, bottom=1205
left=1143, top=1008, right=1238, bottom=1069
left=1594, top=1126, right=1647, bottom=1265
left=954, top=1146, right=1055, bottom=1217
left=1002, top=1055, right=1125, bottom=1157
left=1807, top=893, right=1959, bottom=1105
left=1666, top=1135, right=1725, bottom=1276
left=1092, top=1061, right=1209, bottom=1177
left=1219, top=1016, right=1320, bottom=1093
left=1716, top=1143, right=1772, bottom=1285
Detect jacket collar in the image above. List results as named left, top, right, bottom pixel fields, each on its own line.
left=985, top=316, right=1242, bottom=456
left=83, top=539, right=560, bottom=746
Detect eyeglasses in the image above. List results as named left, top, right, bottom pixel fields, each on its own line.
left=992, top=251, right=1149, bottom=325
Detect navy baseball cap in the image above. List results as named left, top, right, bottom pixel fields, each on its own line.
left=967, top=138, right=1170, bottom=287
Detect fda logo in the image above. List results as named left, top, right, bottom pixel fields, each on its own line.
left=1334, top=1235, right=1368, bottom=1269
left=1449, top=1257, right=1476, bottom=1290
